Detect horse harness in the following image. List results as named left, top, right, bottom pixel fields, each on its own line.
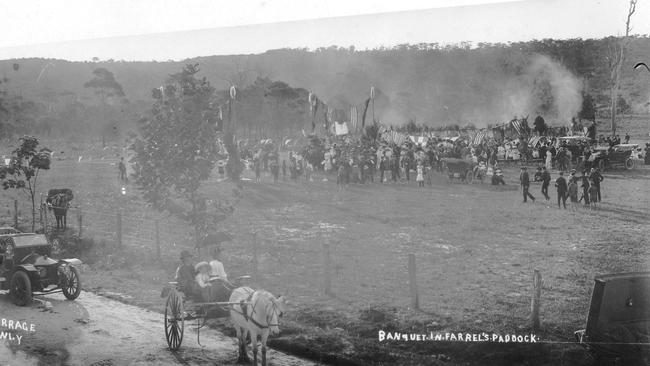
left=233, top=290, right=281, bottom=330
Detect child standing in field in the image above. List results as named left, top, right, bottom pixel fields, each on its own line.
left=588, top=180, right=599, bottom=210
left=416, top=163, right=424, bottom=187
left=567, top=179, right=579, bottom=211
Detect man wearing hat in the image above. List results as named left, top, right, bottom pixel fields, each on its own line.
left=588, top=168, right=604, bottom=202
left=555, top=171, right=568, bottom=209
left=579, top=170, right=590, bottom=205
left=175, top=250, right=196, bottom=296
left=519, top=166, right=535, bottom=203
left=540, top=166, right=551, bottom=200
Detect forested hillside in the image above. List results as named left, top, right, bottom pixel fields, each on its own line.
left=0, top=36, right=649, bottom=139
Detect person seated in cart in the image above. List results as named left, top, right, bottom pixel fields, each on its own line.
left=195, top=261, right=217, bottom=302
left=491, top=166, right=505, bottom=185
left=209, top=245, right=232, bottom=302
left=175, top=250, right=197, bottom=298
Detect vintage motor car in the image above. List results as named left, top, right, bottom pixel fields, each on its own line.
left=587, top=144, right=637, bottom=171
left=575, top=272, right=650, bottom=363
left=0, top=232, right=82, bottom=306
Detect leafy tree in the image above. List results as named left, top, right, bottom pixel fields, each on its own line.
left=131, top=64, right=232, bottom=247
left=84, top=68, right=126, bottom=146
left=533, top=115, right=548, bottom=135
left=578, top=93, right=596, bottom=122
left=617, top=95, right=631, bottom=114
left=0, top=136, right=51, bottom=231
left=84, top=68, right=125, bottom=102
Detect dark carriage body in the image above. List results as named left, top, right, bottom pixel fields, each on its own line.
left=0, top=233, right=82, bottom=306
left=575, top=272, right=650, bottom=361
left=441, top=158, right=474, bottom=183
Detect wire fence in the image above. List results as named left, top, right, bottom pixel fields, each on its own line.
left=1, top=197, right=197, bottom=261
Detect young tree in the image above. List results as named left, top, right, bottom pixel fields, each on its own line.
left=0, top=136, right=51, bottom=231
left=84, top=68, right=126, bottom=146
left=578, top=93, right=596, bottom=122
left=607, top=0, right=637, bottom=135
left=131, top=64, right=231, bottom=247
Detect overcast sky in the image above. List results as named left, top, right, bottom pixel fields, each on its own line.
left=0, top=0, right=647, bottom=61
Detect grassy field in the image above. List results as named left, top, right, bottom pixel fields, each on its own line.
left=1, top=116, right=649, bottom=365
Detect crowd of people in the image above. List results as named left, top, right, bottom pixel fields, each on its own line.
left=522, top=165, right=605, bottom=210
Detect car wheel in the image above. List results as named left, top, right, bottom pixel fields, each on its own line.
left=10, top=271, right=32, bottom=306
left=625, top=158, right=635, bottom=170
left=61, top=266, right=82, bottom=300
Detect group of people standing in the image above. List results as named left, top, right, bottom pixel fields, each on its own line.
left=521, top=166, right=604, bottom=210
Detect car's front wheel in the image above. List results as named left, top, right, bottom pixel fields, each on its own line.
left=61, top=266, right=82, bottom=300
left=10, top=271, right=32, bottom=306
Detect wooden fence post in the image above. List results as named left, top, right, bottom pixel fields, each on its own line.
left=531, top=269, right=542, bottom=331
left=13, top=199, right=18, bottom=228
left=323, top=242, right=332, bottom=296
left=252, top=231, right=259, bottom=281
left=77, top=210, right=83, bottom=238
left=155, top=220, right=160, bottom=260
left=116, top=211, right=122, bottom=247
left=408, top=253, right=420, bottom=310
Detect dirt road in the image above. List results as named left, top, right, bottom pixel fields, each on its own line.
left=0, top=291, right=319, bottom=366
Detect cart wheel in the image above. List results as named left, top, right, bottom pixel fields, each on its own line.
left=625, top=158, right=635, bottom=170
left=465, top=170, right=473, bottom=184
left=165, top=290, right=184, bottom=351
left=61, top=266, right=82, bottom=300
left=598, top=159, right=606, bottom=172
left=10, top=271, right=32, bottom=306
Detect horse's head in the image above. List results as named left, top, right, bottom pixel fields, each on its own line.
left=266, top=293, right=287, bottom=336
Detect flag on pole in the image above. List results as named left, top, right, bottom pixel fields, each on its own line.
left=311, top=96, right=319, bottom=132
left=361, top=98, right=371, bottom=129
left=350, top=106, right=358, bottom=132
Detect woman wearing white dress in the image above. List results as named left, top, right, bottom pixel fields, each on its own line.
left=545, top=149, right=553, bottom=170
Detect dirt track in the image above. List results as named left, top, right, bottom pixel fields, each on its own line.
left=0, top=291, right=319, bottom=366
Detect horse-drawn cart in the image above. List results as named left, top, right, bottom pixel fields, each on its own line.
left=442, top=158, right=474, bottom=183
left=42, top=188, right=79, bottom=254
left=163, top=276, right=251, bottom=351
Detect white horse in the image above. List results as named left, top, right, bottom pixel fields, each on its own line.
left=230, top=287, right=286, bottom=366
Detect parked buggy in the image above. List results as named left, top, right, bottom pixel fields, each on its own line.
left=442, top=158, right=474, bottom=183
left=574, top=272, right=650, bottom=364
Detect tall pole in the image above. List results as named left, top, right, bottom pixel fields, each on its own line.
left=370, top=86, right=375, bottom=124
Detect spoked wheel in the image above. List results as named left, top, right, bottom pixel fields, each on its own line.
left=625, top=158, right=635, bottom=170
left=61, top=266, right=82, bottom=300
left=165, top=290, right=184, bottom=351
left=10, top=271, right=32, bottom=306
left=465, top=170, right=473, bottom=184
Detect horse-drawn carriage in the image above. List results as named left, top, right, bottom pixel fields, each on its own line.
left=442, top=158, right=474, bottom=183
left=43, top=188, right=79, bottom=254
left=163, top=275, right=286, bottom=366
